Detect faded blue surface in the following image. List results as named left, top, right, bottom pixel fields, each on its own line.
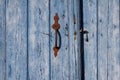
left=83, top=0, right=120, bottom=80
left=0, top=0, right=6, bottom=80
left=6, top=0, right=27, bottom=80
left=0, top=0, right=120, bottom=80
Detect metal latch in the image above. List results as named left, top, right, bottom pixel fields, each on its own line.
left=80, top=29, right=89, bottom=42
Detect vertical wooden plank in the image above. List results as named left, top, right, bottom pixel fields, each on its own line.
left=83, top=0, right=97, bottom=80
left=50, top=0, right=80, bottom=80
left=97, top=0, right=108, bottom=80
left=50, top=0, right=70, bottom=80
left=108, top=0, right=120, bottom=80
left=28, top=0, right=49, bottom=80
left=73, top=0, right=81, bottom=79
left=6, top=0, right=27, bottom=80
left=68, top=0, right=81, bottom=80
left=0, top=0, right=6, bottom=80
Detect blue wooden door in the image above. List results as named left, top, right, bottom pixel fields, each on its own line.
left=28, top=0, right=81, bottom=80
left=0, top=0, right=81, bottom=80
left=0, top=0, right=120, bottom=80
left=83, top=0, right=120, bottom=80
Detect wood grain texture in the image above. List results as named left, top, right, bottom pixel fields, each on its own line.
left=83, top=0, right=97, bottom=80
left=50, top=0, right=80, bottom=80
left=50, top=0, right=70, bottom=80
left=68, top=0, right=81, bottom=80
left=0, top=0, right=119, bottom=80
left=97, top=0, right=108, bottom=80
left=107, top=0, right=120, bottom=80
left=28, top=0, right=50, bottom=80
left=6, top=0, right=27, bottom=80
left=84, top=0, right=120, bottom=80
left=73, top=0, right=81, bottom=79
left=0, top=0, right=6, bottom=80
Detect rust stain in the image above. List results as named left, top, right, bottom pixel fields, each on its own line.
left=74, top=31, right=77, bottom=40
left=73, top=15, right=76, bottom=24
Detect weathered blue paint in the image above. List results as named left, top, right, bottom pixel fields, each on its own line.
left=0, top=0, right=120, bottom=80
left=83, top=0, right=97, bottom=80
left=6, top=0, right=27, bottom=80
left=107, top=0, right=120, bottom=79
left=97, top=0, right=108, bottom=80
left=50, top=0, right=70, bottom=80
left=50, top=0, right=80, bottom=80
left=84, top=0, right=120, bottom=80
left=0, top=0, right=6, bottom=80
left=28, top=0, right=50, bottom=80
left=68, top=0, right=81, bottom=80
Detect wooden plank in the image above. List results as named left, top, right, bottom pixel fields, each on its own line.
left=67, top=0, right=74, bottom=79
left=97, top=0, right=108, bottom=80
left=6, top=0, right=27, bottom=80
left=50, top=0, right=70, bottom=80
left=50, top=0, right=81, bottom=80
left=28, top=0, right=50, bottom=80
left=83, top=0, right=97, bottom=80
left=68, top=0, right=75, bottom=79
left=107, top=0, right=120, bottom=80
left=0, top=0, right=6, bottom=80
left=73, top=0, right=81, bottom=79
left=68, top=0, right=81, bottom=80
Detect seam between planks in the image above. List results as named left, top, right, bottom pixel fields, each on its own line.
left=49, top=0, right=51, bottom=80
left=107, top=0, right=109, bottom=80
left=80, top=0, right=84, bottom=80
left=67, top=0, right=70, bottom=79
left=27, top=0, right=29, bottom=80
left=96, top=0, right=98, bottom=80
left=5, top=0, right=7, bottom=80
left=116, top=1, right=120, bottom=79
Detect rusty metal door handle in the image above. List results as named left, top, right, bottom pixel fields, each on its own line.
left=52, top=13, right=61, bottom=57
